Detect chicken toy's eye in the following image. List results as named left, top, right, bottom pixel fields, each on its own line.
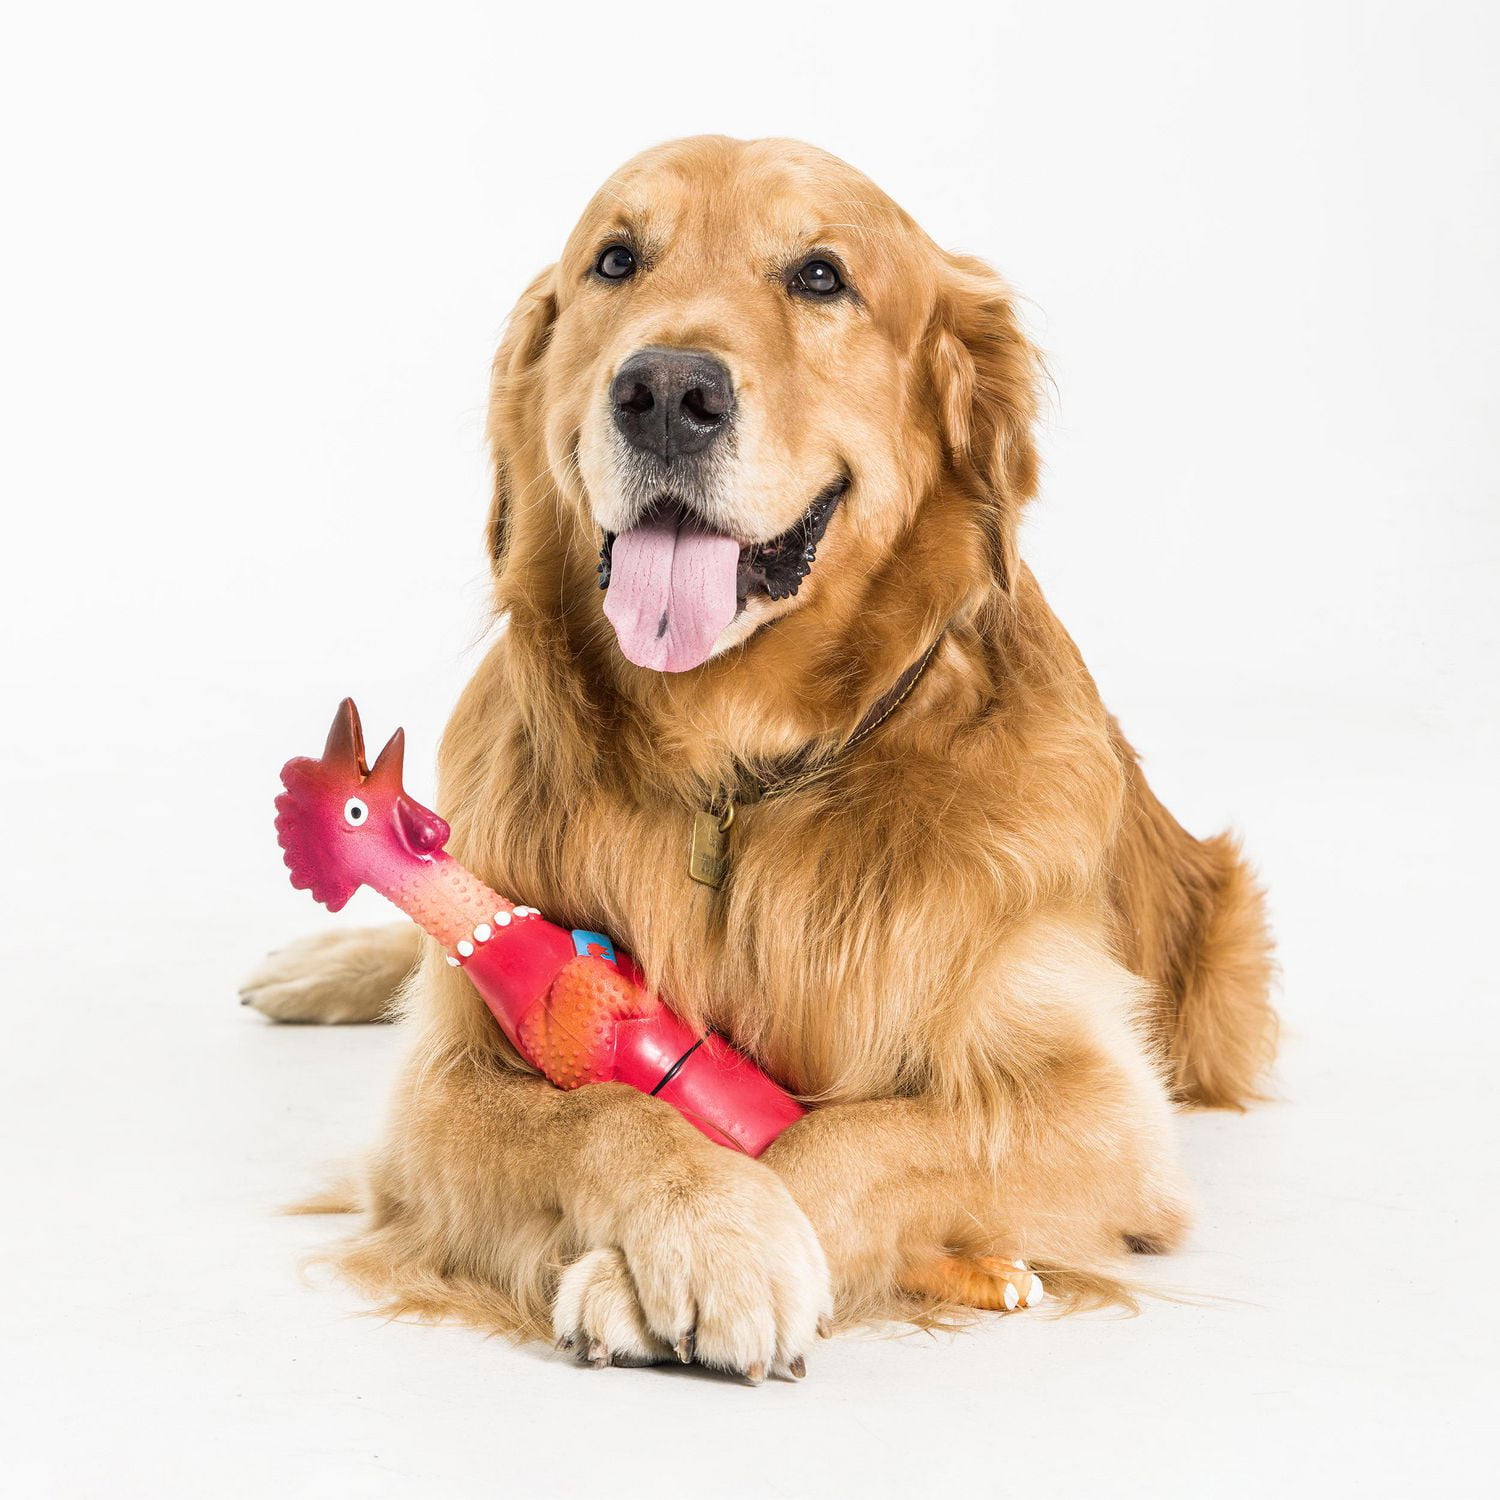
left=343, top=797, right=369, bottom=827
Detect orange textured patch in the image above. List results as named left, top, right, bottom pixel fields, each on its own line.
left=518, top=957, right=655, bottom=1089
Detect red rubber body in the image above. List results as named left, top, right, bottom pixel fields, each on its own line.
left=469, top=918, right=580, bottom=1040
left=459, top=916, right=804, bottom=1155
left=651, top=1030, right=807, bottom=1156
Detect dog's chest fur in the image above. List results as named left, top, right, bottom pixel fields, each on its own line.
left=453, top=719, right=967, bottom=1101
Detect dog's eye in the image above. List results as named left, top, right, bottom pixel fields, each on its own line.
left=595, top=245, right=637, bottom=280
left=790, top=258, right=843, bottom=298
left=343, top=797, right=369, bottom=827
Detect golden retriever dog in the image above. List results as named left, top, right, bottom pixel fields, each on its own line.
left=244, top=135, right=1276, bottom=1381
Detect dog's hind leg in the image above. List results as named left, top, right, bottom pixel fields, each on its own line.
left=240, top=924, right=419, bottom=1022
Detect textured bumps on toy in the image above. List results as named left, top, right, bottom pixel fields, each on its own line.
left=518, top=956, right=657, bottom=1089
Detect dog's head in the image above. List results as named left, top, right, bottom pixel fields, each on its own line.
left=488, top=136, right=1040, bottom=682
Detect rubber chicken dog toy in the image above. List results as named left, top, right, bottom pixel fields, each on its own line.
left=275, top=699, right=805, bottom=1155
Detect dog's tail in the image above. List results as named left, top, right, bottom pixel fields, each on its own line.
left=282, top=1173, right=362, bottom=1216
left=1108, top=724, right=1278, bottom=1108
left=1168, top=832, right=1279, bottom=1107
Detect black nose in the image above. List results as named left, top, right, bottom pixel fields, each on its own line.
left=610, top=348, right=735, bottom=461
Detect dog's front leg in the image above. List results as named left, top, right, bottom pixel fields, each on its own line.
left=762, top=1092, right=1156, bottom=1315
left=759, top=918, right=1194, bottom=1313
left=760, top=1096, right=1004, bottom=1307
left=365, top=1045, right=831, bottom=1380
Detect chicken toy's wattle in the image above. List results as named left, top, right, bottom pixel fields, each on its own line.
left=274, top=699, right=806, bottom=1156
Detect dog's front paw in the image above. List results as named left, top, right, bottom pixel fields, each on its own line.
left=554, top=1152, right=832, bottom=1382
left=552, top=1248, right=675, bottom=1367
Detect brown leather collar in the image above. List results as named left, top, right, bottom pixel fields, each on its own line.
left=687, top=633, right=946, bottom=888
left=730, top=631, right=946, bottom=809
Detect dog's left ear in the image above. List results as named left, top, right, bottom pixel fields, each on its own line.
left=486, top=265, right=559, bottom=573
left=925, top=254, right=1042, bottom=596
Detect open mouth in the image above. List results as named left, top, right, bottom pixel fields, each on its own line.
left=732, top=476, right=847, bottom=605
left=596, top=476, right=847, bottom=673
left=598, top=476, right=847, bottom=606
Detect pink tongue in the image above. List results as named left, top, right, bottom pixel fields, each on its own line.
left=603, top=519, right=741, bottom=672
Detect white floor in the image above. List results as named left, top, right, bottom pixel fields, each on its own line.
left=4, top=705, right=1497, bottom=1499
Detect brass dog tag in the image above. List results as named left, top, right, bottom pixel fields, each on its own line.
left=689, top=805, right=733, bottom=888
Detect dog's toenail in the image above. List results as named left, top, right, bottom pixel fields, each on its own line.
left=675, top=1331, right=695, bottom=1364
left=746, top=1362, right=766, bottom=1385
left=789, top=1355, right=806, bottom=1379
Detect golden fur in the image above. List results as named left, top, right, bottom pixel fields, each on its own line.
left=245, top=136, right=1276, bottom=1375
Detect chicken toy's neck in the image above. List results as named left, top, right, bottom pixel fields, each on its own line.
left=362, top=847, right=528, bottom=955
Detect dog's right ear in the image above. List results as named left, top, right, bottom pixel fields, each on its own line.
left=924, top=253, right=1042, bottom=599
left=485, top=266, right=559, bottom=572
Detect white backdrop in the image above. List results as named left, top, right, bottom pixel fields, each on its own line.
left=2, top=3, right=1496, bottom=1497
